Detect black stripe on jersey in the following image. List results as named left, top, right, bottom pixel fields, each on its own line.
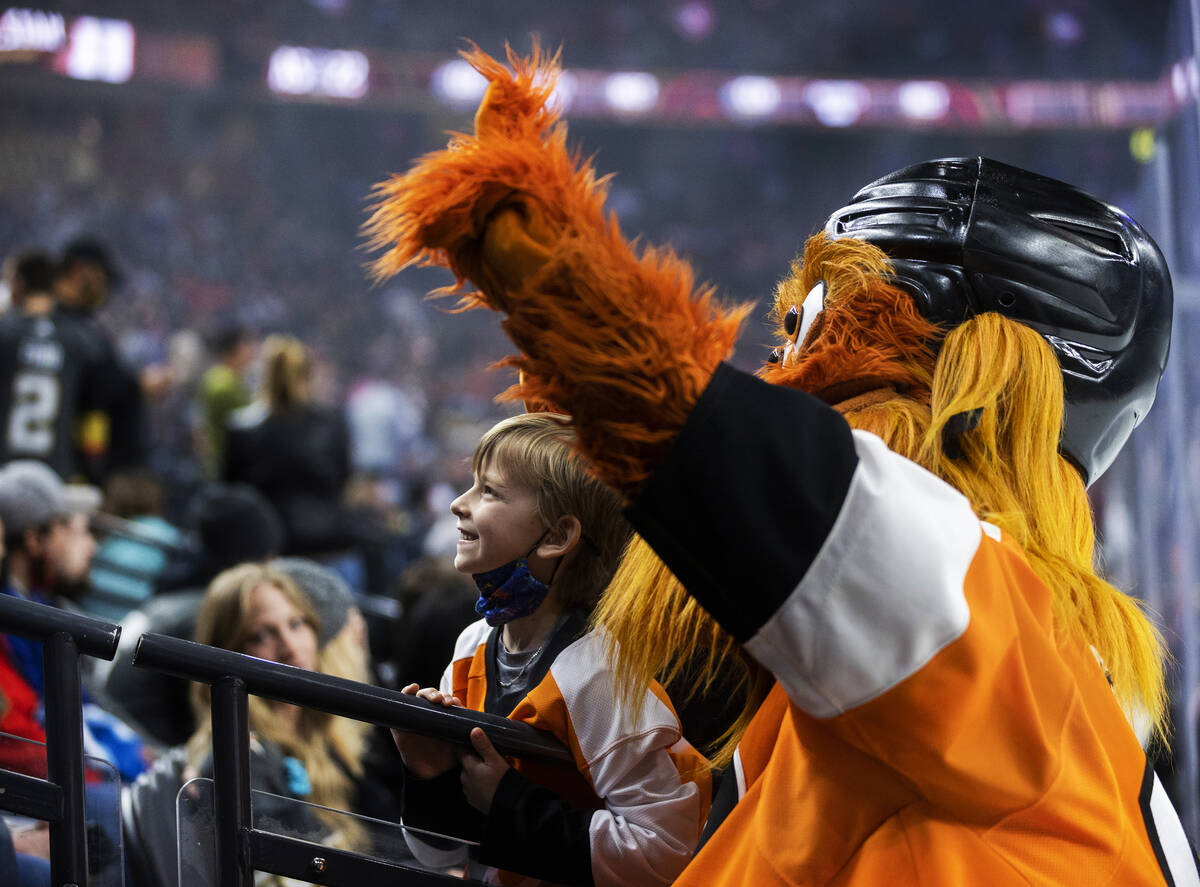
left=1138, top=757, right=1200, bottom=887
left=627, top=362, right=858, bottom=644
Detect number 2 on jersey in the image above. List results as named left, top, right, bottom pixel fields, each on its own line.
left=7, top=372, right=61, bottom=456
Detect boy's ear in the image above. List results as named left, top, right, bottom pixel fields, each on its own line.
left=538, top=515, right=582, bottom=559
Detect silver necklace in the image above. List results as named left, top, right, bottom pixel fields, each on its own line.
left=496, top=634, right=549, bottom=689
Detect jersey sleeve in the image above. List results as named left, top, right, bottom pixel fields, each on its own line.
left=512, top=633, right=709, bottom=887
left=624, top=362, right=1132, bottom=822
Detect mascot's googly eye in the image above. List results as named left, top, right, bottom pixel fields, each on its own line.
left=781, top=281, right=827, bottom=365
left=796, top=281, right=826, bottom=345
left=784, top=306, right=799, bottom=337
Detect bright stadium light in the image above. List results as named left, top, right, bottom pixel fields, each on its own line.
left=0, top=7, right=66, bottom=52
left=897, top=80, right=951, bottom=121
left=268, top=46, right=319, bottom=95
left=719, top=75, right=782, bottom=119
left=64, top=16, right=134, bottom=83
left=318, top=49, right=368, bottom=99
left=431, top=58, right=488, bottom=106
left=268, top=46, right=370, bottom=99
left=604, top=71, right=659, bottom=114
left=804, top=80, right=869, bottom=127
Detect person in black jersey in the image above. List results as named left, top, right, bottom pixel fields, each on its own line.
left=0, top=250, right=110, bottom=480
left=53, top=237, right=148, bottom=480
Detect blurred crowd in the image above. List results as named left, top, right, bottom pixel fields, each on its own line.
left=35, top=0, right=1169, bottom=78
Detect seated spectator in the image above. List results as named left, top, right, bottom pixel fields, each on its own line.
left=0, top=460, right=148, bottom=781
left=223, top=335, right=385, bottom=591
left=102, top=482, right=285, bottom=747
left=80, top=468, right=191, bottom=622
left=158, top=482, right=286, bottom=595
left=271, top=557, right=406, bottom=828
left=183, top=563, right=373, bottom=848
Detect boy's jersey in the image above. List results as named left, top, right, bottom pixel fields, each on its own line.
left=0, top=311, right=106, bottom=478
left=627, top=363, right=1199, bottom=887
left=418, top=617, right=710, bottom=887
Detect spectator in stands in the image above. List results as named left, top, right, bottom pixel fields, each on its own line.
left=53, top=237, right=148, bottom=480
left=388, top=555, right=478, bottom=692
left=79, top=469, right=190, bottom=622
left=224, top=335, right=385, bottom=590
left=184, top=563, right=373, bottom=849
left=102, top=482, right=285, bottom=747
left=271, top=557, right=406, bottom=826
left=0, top=250, right=112, bottom=481
left=394, top=413, right=707, bottom=886
left=0, top=460, right=148, bottom=781
left=196, top=322, right=257, bottom=478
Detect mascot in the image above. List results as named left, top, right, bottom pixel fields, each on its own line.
left=367, top=44, right=1198, bottom=886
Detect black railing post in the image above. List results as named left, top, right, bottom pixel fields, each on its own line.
left=42, top=630, right=88, bottom=887
left=211, top=677, right=253, bottom=887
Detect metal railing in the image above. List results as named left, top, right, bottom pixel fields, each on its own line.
left=0, top=592, right=574, bottom=887
left=0, top=593, right=122, bottom=887
left=131, top=632, right=572, bottom=887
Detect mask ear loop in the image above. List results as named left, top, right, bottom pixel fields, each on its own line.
left=524, top=526, right=565, bottom=586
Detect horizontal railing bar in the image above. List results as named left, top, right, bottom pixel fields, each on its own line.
left=0, top=768, right=63, bottom=822
left=132, top=634, right=573, bottom=765
left=0, top=594, right=120, bottom=659
left=249, top=830, right=473, bottom=887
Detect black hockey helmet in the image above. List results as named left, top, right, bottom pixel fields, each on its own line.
left=824, top=156, right=1172, bottom=485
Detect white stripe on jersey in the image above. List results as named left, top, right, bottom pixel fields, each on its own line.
left=745, top=430, right=979, bottom=718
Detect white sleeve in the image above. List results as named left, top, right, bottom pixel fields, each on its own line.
left=586, top=731, right=703, bottom=887
left=551, top=634, right=704, bottom=887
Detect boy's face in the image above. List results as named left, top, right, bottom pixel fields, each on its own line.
left=450, top=457, right=545, bottom=576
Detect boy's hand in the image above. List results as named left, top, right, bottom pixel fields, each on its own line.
left=457, top=727, right=512, bottom=814
left=392, top=684, right=463, bottom=779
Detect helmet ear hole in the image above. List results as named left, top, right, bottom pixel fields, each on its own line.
left=998, top=291, right=1016, bottom=308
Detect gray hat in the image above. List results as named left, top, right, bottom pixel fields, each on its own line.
left=0, top=460, right=101, bottom=537
left=271, top=557, right=352, bottom=646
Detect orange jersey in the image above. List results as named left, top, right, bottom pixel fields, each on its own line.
left=407, top=617, right=710, bottom=887
left=628, top=363, right=1198, bottom=886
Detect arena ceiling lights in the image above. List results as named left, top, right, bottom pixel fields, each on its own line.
left=267, top=45, right=370, bottom=100
left=2, top=7, right=1193, bottom=132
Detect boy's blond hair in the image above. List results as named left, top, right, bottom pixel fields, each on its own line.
left=473, top=412, right=630, bottom=610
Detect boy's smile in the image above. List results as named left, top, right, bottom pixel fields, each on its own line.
left=451, top=458, right=546, bottom=577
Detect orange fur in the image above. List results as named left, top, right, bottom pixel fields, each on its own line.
left=759, top=234, right=941, bottom=402
left=365, top=43, right=749, bottom=496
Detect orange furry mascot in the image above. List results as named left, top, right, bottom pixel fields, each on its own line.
left=368, top=45, right=1197, bottom=887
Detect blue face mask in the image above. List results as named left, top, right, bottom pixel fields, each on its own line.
left=472, top=531, right=554, bottom=626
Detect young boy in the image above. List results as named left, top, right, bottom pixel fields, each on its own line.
left=394, top=412, right=710, bottom=887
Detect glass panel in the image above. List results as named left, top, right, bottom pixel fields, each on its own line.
left=0, top=730, right=125, bottom=887
left=177, top=777, right=215, bottom=887
left=177, top=778, right=473, bottom=886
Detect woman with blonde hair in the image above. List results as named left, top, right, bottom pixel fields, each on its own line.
left=222, top=336, right=383, bottom=588
left=185, top=562, right=370, bottom=844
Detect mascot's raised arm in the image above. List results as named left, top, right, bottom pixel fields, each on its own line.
left=367, top=43, right=1198, bottom=887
